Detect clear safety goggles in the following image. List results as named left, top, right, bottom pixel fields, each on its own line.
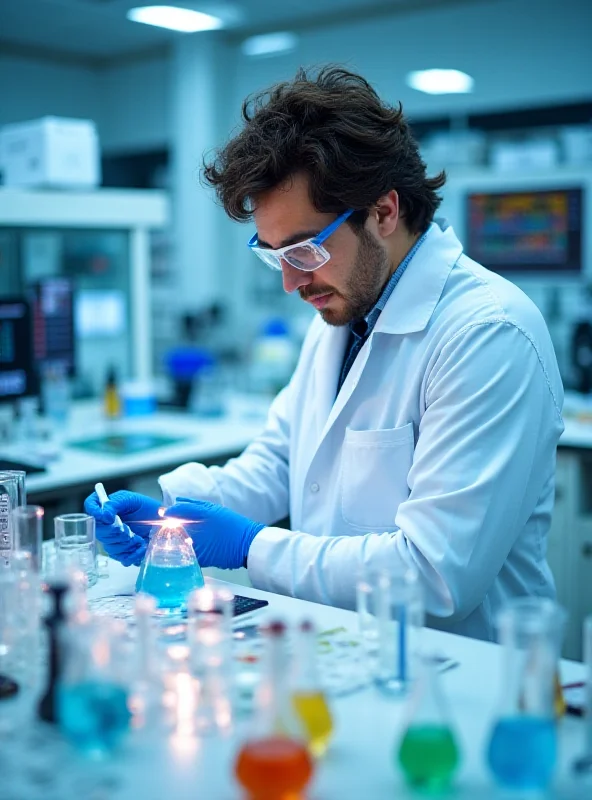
left=247, top=209, right=353, bottom=272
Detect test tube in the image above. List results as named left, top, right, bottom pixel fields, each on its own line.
left=357, top=566, right=423, bottom=696
left=187, top=586, right=234, bottom=734
left=11, top=506, right=43, bottom=572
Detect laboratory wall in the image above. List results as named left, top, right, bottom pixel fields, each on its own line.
left=0, top=53, right=101, bottom=128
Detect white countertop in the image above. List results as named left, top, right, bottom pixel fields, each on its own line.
left=79, top=562, right=587, bottom=800
left=5, top=395, right=270, bottom=496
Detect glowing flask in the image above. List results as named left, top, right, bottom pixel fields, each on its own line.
left=135, top=520, right=204, bottom=612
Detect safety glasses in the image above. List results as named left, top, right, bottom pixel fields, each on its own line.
left=247, top=209, right=353, bottom=272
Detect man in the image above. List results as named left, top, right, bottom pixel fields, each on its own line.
left=85, top=66, right=564, bottom=641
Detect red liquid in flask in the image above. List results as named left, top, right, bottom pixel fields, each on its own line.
left=235, top=735, right=313, bottom=800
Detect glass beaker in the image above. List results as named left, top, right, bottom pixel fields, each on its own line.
left=57, top=616, right=131, bottom=757
left=0, top=472, right=21, bottom=567
left=396, top=655, right=460, bottom=791
left=54, top=513, right=98, bottom=588
left=12, top=506, right=43, bottom=572
left=357, top=566, right=423, bottom=695
left=135, top=519, right=204, bottom=613
left=486, top=598, right=566, bottom=792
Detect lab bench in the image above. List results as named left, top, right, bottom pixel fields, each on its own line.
left=8, top=560, right=583, bottom=799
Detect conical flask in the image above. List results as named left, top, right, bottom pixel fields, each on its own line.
left=235, top=621, right=314, bottom=800
left=135, top=519, right=204, bottom=613
left=396, top=655, right=460, bottom=792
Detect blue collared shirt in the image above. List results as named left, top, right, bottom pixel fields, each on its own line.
left=337, top=230, right=429, bottom=395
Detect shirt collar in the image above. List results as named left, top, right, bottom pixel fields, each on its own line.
left=372, top=219, right=463, bottom=335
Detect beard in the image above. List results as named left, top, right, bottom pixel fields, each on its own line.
left=299, top=228, right=392, bottom=326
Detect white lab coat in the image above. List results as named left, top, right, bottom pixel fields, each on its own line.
left=160, top=221, right=564, bottom=641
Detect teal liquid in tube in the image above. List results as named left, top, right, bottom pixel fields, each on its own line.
left=136, top=521, right=204, bottom=612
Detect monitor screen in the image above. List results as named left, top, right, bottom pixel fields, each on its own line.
left=0, top=298, right=34, bottom=400
left=30, top=277, right=75, bottom=376
left=466, top=187, right=583, bottom=274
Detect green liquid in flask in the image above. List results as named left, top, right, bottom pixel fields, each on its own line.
left=397, top=725, right=459, bottom=792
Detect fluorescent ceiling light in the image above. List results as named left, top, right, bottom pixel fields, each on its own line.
left=406, top=69, right=474, bottom=95
left=127, top=5, right=224, bottom=32
left=241, top=32, right=299, bottom=57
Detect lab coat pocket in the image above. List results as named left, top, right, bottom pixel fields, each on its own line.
left=341, top=423, right=414, bottom=529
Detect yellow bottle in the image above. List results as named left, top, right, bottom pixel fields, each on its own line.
left=291, top=619, right=333, bottom=757
left=104, top=367, right=121, bottom=419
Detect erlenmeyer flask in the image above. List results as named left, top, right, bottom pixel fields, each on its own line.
left=396, top=655, right=460, bottom=792
left=486, top=598, right=565, bottom=792
left=135, top=519, right=204, bottom=613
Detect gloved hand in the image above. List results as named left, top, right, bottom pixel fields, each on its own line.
left=165, top=498, right=265, bottom=570
left=84, top=490, right=162, bottom=567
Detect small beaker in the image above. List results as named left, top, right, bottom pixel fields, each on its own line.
left=135, top=519, right=204, bottom=613
left=54, top=513, right=98, bottom=589
left=187, top=586, right=234, bottom=735
left=486, top=598, right=566, bottom=792
left=12, top=506, right=43, bottom=572
left=357, top=566, right=423, bottom=695
left=58, top=617, right=131, bottom=756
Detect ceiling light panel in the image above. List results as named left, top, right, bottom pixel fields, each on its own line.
left=406, top=69, right=474, bottom=95
left=127, top=5, right=224, bottom=33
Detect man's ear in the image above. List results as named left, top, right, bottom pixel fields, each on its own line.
left=373, top=190, right=399, bottom=238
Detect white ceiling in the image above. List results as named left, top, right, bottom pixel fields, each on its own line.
left=0, top=0, right=482, bottom=62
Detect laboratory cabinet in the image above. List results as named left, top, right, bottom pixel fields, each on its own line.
left=548, top=447, right=592, bottom=659
left=0, top=188, right=169, bottom=394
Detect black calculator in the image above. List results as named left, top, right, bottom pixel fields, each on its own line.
left=233, top=595, right=269, bottom=617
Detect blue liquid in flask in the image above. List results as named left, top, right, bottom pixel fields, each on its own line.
left=58, top=681, right=130, bottom=755
left=140, top=562, right=204, bottom=609
left=136, top=522, right=204, bottom=611
left=487, top=716, right=557, bottom=790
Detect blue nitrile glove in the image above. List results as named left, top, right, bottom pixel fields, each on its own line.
left=84, top=490, right=162, bottom=567
left=165, top=498, right=265, bottom=570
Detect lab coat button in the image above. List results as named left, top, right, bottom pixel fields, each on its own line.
left=310, top=482, right=320, bottom=493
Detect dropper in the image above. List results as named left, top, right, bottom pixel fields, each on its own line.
left=95, top=482, right=131, bottom=537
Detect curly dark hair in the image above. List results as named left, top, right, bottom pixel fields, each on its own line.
left=202, top=65, right=446, bottom=235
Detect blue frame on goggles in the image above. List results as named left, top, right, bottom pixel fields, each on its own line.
left=247, top=208, right=354, bottom=272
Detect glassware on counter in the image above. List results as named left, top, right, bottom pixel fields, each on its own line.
left=57, top=616, right=131, bottom=756
left=486, top=598, right=566, bottom=792
left=12, top=505, right=43, bottom=572
left=291, top=619, right=333, bottom=758
left=54, top=513, right=98, bottom=588
left=135, top=519, right=204, bottom=613
left=235, top=620, right=314, bottom=799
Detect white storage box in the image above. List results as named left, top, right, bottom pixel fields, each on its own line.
left=0, top=116, right=100, bottom=188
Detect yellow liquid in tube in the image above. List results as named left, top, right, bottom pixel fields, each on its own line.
left=292, top=692, right=333, bottom=757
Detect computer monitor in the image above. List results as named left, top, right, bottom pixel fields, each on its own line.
left=0, top=298, right=34, bottom=401
left=466, top=187, right=583, bottom=274
left=30, top=277, right=75, bottom=376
